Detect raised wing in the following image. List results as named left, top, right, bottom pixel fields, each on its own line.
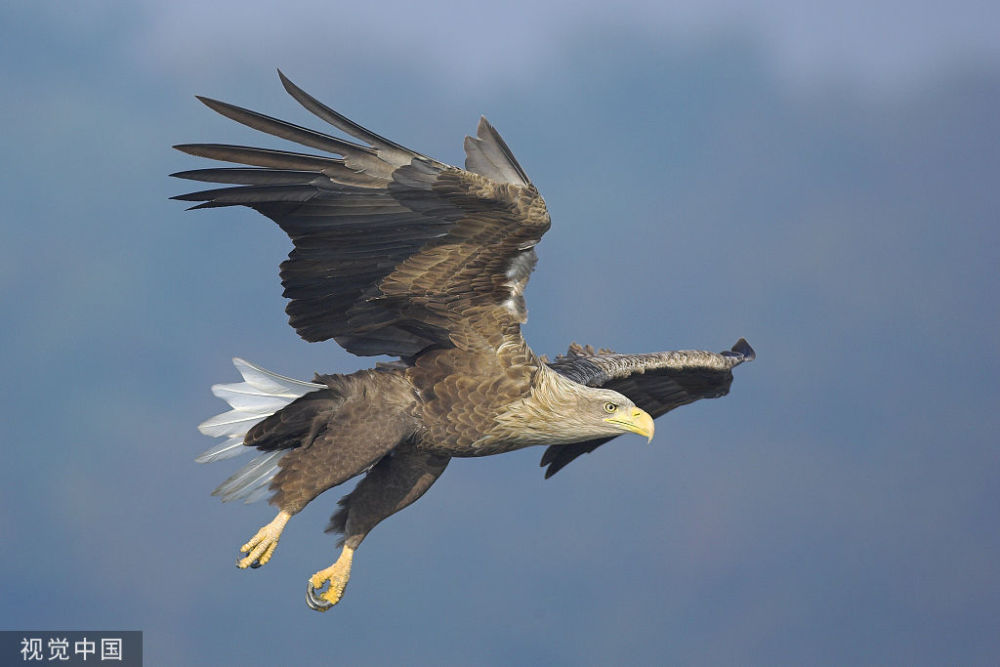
left=540, top=339, right=755, bottom=478
left=172, top=71, right=549, bottom=358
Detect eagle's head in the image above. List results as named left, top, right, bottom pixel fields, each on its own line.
left=495, top=368, right=655, bottom=446
left=576, top=387, right=655, bottom=442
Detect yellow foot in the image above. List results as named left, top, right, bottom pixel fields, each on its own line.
left=305, top=546, right=355, bottom=612
left=236, top=510, right=290, bottom=569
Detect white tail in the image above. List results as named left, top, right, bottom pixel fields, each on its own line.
left=197, top=358, right=324, bottom=503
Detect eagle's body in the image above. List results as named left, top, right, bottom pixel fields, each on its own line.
left=175, top=72, right=754, bottom=611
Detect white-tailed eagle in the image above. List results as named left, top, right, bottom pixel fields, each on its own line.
left=173, top=72, right=754, bottom=611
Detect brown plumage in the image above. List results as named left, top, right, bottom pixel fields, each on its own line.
left=176, top=71, right=754, bottom=611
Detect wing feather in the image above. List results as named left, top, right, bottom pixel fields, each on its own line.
left=170, top=168, right=323, bottom=186
left=195, top=95, right=377, bottom=160
left=277, top=69, right=420, bottom=168
left=173, top=72, right=549, bottom=357
left=464, top=117, right=531, bottom=185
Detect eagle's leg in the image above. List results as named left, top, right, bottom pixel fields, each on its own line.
left=306, top=445, right=450, bottom=611
left=236, top=373, right=417, bottom=574
left=237, top=510, right=291, bottom=569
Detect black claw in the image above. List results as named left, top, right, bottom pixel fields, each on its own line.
left=236, top=550, right=261, bottom=569
left=306, top=581, right=331, bottom=612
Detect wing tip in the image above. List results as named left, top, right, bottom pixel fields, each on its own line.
left=276, top=68, right=298, bottom=98
left=172, top=143, right=203, bottom=157
left=276, top=68, right=293, bottom=90
left=728, top=338, right=755, bottom=362
left=541, top=455, right=569, bottom=479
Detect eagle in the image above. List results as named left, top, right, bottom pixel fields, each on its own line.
left=173, top=71, right=754, bottom=612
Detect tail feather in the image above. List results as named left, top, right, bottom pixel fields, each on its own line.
left=229, top=357, right=324, bottom=395
left=242, top=476, right=277, bottom=505
left=198, top=410, right=274, bottom=439
left=194, top=435, right=248, bottom=464
left=197, top=358, right=325, bottom=503
left=212, top=450, right=287, bottom=503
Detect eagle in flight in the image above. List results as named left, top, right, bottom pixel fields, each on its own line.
left=173, top=71, right=754, bottom=612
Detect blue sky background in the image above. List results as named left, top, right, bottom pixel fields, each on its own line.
left=2, top=1, right=998, bottom=664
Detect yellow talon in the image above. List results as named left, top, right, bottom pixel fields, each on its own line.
left=306, top=546, right=355, bottom=611
left=236, top=510, right=290, bottom=569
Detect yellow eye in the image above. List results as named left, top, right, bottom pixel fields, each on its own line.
left=604, top=402, right=617, bottom=413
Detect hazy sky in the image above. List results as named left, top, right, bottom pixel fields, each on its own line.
left=2, top=2, right=998, bottom=665
left=110, top=0, right=1000, bottom=86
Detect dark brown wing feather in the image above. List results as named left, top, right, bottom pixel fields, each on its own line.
left=540, top=339, right=755, bottom=478
left=172, top=71, right=549, bottom=358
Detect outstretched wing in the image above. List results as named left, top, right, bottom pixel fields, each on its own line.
left=172, top=71, right=549, bottom=358
left=540, top=339, right=755, bottom=478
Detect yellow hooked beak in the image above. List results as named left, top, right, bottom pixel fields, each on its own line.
left=604, top=407, right=655, bottom=442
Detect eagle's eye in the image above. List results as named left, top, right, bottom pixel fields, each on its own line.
left=603, top=402, right=617, bottom=413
